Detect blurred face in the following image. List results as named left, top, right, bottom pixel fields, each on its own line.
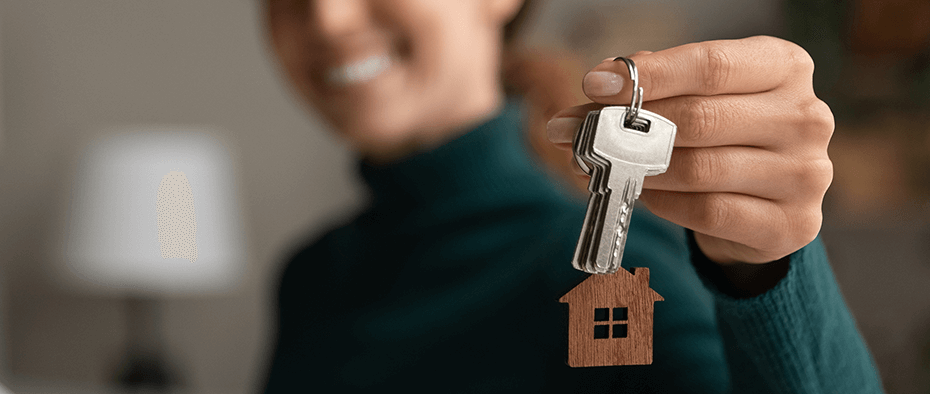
left=265, top=0, right=524, bottom=159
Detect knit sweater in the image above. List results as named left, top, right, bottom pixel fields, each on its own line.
left=261, top=99, right=883, bottom=393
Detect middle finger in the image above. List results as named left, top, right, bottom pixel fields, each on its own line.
left=642, top=93, right=793, bottom=149
left=642, top=146, right=801, bottom=200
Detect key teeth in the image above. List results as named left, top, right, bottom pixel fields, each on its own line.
left=605, top=186, right=634, bottom=273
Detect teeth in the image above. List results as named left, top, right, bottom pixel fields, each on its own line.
left=325, top=53, right=392, bottom=87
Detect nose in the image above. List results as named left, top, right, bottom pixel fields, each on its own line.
left=309, top=0, right=368, bottom=39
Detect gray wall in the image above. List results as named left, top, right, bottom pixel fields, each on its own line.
left=0, top=0, right=363, bottom=392
left=0, top=2, right=6, bottom=387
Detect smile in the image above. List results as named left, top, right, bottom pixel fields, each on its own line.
left=324, top=53, right=393, bottom=87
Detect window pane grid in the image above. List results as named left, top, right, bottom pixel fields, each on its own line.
left=593, top=307, right=629, bottom=339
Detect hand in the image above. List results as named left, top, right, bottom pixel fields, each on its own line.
left=546, top=36, right=834, bottom=265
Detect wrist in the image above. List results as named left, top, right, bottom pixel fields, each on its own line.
left=687, top=230, right=791, bottom=298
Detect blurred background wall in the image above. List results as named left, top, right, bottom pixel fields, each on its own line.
left=0, top=5, right=7, bottom=389
left=0, top=1, right=365, bottom=392
left=0, top=0, right=928, bottom=393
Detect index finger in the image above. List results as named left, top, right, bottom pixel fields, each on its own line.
left=583, top=36, right=814, bottom=104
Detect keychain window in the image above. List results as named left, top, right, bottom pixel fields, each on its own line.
left=593, top=307, right=628, bottom=339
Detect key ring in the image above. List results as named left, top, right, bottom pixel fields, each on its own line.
left=613, top=57, right=644, bottom=126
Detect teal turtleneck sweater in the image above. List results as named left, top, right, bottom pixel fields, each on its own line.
left=262, top=99, right=883, bottom=393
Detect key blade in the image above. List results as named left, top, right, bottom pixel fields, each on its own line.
left=580, top=106, right=677, bottom=274
left=591, top=168, right=643, bottom=273
left=571, top=192, right=599, bottom=272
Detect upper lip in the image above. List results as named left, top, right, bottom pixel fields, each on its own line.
left=325, top=51, right=390, bottom=70
left=306, top=33, right=394, bottom=69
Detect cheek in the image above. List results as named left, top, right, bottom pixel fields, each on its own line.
left=400, top=9, right=485, bottom=108
left=396, top=12, right=445, bottom=91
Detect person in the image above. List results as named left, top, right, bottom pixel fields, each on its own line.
left=259, top=0, right=884, bottom=392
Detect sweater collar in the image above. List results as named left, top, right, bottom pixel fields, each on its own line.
left=358, top=98, right=536, bottom=207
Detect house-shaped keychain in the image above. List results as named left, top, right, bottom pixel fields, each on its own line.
left=559, top=267, right=663, bottom=367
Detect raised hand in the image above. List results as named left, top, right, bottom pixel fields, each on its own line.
left=547, top=36, right=834, bottom=265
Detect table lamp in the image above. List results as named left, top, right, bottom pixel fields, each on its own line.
left=49, top=126, right=248, bottom=392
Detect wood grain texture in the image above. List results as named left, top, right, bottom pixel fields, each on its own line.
left=559, top=267, right=663, bottom=367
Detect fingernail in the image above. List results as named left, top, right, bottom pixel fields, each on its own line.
left=546, top=117, right=583, bottom=143
left=583, top=71, right=624, bottom=97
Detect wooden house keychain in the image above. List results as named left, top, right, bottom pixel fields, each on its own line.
left=559, top=57, right=676, bottom=367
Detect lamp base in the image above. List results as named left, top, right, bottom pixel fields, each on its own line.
left=116, top=349, right=173, bottom=390
left=114, top=296, right=182, bottom=393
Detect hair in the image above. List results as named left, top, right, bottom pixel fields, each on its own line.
left=501, top=0, right=589, bottom=193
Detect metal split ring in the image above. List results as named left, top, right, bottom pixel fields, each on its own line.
left=612, top=57, right=643, bottom=126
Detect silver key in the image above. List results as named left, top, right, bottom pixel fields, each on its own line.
left=586, top=107, right=676, bottom=274
left=571, top=110, right=610, bottom=268
left=570, top=57, right=677, bottom=274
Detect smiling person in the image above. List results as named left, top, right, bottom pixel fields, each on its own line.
left=260, top=0, right=883, bottom=393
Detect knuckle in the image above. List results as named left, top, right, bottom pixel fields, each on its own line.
left=786, top=157, right=834, bottom=198
left=680, top=98, right=719, bottom=144
left=791, top=207, right=823, bottom=247
left=807, top=158, right=835, bottom=193
left=755, top=35, right=815, bottom=73
left=784, top=40, right=816, bottom=74
left=683, top=149, right=723, bottom=189
left=750, top=36, right=815, bottom=79
left=701, top=44, right=732, bottom=94
left=804, top=99, right=836, bottom=141
left=698, top=193, right=731, bottom=233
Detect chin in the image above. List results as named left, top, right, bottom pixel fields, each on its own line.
left=332, top=111, right=418, bottom=154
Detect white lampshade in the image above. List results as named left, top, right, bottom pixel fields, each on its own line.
left=50, top=126, right=248, bottom=297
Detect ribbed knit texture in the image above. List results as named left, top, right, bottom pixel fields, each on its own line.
left=262, top=98, right=883, bottom=393
left=688, top=231, right=884, bottom=394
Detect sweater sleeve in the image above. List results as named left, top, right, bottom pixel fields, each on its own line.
left=688, top=233, right=885, bottom=393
